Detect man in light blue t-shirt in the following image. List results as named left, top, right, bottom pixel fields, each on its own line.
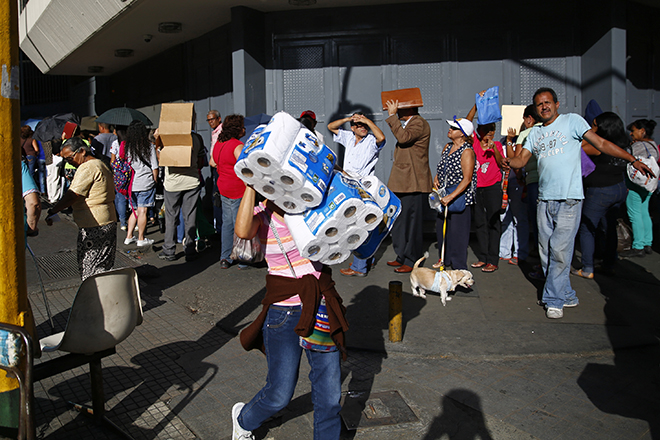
left=507, top=87, right=653, bottom=319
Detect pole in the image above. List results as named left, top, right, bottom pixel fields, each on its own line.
left=0, top=0, right=34, bottom=430
left=388, top=281, right=402, bottom=343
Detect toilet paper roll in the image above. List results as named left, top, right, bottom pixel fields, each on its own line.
left=292, top=182, right=324, bottom=208
left=271, top=167, right=305, bottom=192
left=356, top=200, right=384, bottom=231
left=276, top=194, right=308, bottom=214
left=285, top=214, right=330, bottom=261
left=359, top=176, right=390, bottom=209
left=234, top=158, right=265, bottom=186
left=256, top=179, right=286, bottom=200
left=315, top=216, right=345, bottom=244
left=239, top=111, right=301, bottom=173
left=336, top=197, right=365, bottom=225
left=319, top=244, right=351, bottom=266
left=339, top=225, right=370, bottom=251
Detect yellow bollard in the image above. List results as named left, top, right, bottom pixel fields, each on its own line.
left=0, top=0, right=34, bottom=430
left=388, top=281, right=402, bottom=342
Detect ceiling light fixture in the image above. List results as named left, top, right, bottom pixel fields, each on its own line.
left=158, top=22, right=183, bottom=33
left=114, top=49, right=134, bottom=58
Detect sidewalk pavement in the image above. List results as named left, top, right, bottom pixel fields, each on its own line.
left=22, top=210, right=660, bottom=439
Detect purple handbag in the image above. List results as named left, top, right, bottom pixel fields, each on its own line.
left=581, top=148, right=596, bottom=177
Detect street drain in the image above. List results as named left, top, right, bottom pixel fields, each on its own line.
left=36, top=250, right=141, bottom=280
left=340, top=390, right=418, bottom=430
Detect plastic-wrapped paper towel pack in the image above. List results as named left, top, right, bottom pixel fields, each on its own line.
left=234, top=112, right=336, bottom=214
left=352, top=176, right=402, bottom=260
left=285, top=172, right=395, bottom=265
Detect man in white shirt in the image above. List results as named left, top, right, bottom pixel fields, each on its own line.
left=328, top=112, right=386, bottom=276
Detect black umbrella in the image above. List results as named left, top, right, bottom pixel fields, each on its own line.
left=240, top=113, right=272, bottom=143
left=32, top=113, right=80, bottom=142
left=96, top=107, right=152, bottom=126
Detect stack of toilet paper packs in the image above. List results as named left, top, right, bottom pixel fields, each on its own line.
left=234, top=111, right=401, bottom=265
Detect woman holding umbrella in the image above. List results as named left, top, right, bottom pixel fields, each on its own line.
left=46, top=137, right=117, bottom=280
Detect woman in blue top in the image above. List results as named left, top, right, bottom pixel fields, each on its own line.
left=433, top=117, right=477, bottom=270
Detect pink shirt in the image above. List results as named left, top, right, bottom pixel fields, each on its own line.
left=473, top=138, right=504, bottom=188
left=254, top=203, right=322, bottom=279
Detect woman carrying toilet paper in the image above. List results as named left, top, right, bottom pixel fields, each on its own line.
left=231, top=185, right=348, bottom=440
left=213, top=114, right=248, bottom=269
left=327, top=112, right=386, bottom=277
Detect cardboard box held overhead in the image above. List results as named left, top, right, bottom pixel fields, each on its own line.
left=158, top=103, right=194, bottom=167
left=381, top=88, right=424, bottom=111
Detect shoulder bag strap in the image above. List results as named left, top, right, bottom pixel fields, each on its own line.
left=268, top=217, right=297, bottom=278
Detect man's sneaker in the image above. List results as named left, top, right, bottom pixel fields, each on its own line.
left=120, top=224, right=128, bottom=231
left=158, top=251, right=176, bottom=261
left=546, top=307, right=563, bottom=319
left=137, top=238, right=154, bottom=247
left=124, top=237, right=136, bottom=245
left=564, top=298, right=579, bottom=308
left=232, top=403, right=254, bottom=440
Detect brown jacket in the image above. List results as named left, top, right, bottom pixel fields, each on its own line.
left=239, top=268, right=349, bottom=360
left=386, top=114, right=433, bottom=193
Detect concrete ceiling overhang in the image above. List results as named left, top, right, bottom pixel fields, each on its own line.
left=19, top=0, right=427, bottom=76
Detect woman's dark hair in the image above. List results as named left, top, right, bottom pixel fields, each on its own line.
left=219, top=114, right=244, bottom=142
left=626, top=119, right=657, bottom=139
left=594, top=112, right=629, bottom=150
left=299, top=117, right=315, bottom=132
left=115, top=125, right=128, bottom=144
left=125, top=120, right=153, bottom=166
left=20, top=125, right=33, bottom=139
left=476, top=123, right=496, bottom=139
left=523, top=104, right=540, bottom=122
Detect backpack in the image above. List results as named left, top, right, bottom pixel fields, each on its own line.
left=111, top=141, right=134, bottom=196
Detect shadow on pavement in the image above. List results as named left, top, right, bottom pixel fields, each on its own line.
left=578, top=259, right=660, bottom=438
left=421, top=389, right=494, bottom=440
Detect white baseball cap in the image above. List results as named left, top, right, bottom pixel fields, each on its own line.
left=446, top=116, right=474, bottom=137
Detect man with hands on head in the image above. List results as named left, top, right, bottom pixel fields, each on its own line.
left=384, top=99, right=433, bottom=274
left=505, top=87, right=655, bottom=320
left=328, top=112, right=386, bottom=277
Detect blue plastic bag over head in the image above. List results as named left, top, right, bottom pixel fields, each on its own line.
left=476, top=86, right=502, bottom=125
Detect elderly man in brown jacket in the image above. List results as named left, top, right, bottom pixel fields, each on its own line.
left=385, top=99, right=433, bottom=273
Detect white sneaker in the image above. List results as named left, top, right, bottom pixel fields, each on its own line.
left=137, top=238, right=154, bottom=247
left=546, top=307, right=563, bottom=319
left=124, top=237, right=136, bottom=245
left=232, top=403, right=253, bottom=440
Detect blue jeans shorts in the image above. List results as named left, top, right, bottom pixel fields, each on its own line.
left=131, top=187, right=156, bottom=208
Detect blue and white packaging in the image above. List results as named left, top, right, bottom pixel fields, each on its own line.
left=352, top=181, right=401, bottom=260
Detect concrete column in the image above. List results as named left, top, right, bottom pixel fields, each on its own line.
left=231, top=6, right=267, bottom=117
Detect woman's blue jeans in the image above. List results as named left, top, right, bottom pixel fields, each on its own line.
left=239, top=305, right=341, bottom=440
left=220, top=195, right=242, bottom=261
left=578, top=181, right=627, bottom=273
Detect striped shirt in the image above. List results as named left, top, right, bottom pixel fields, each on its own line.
left=255, top=203, right=322, bottom=305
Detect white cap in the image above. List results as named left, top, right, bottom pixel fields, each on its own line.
left=446, top=117, right=474, bottom=137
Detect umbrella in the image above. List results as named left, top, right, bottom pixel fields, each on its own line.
left=240, top=113, right=272, bottom=143
left=33, top=113, right=80, bottom=142
left=21, top=118, right=41, bottom=131
left=96, top=107, right=152, bottom=127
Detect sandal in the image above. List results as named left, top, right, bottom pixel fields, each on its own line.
left=508, top=257, right=519, bottom=266
left=481, top=263, right=498, bottom=273
left=471, top=261, right=486, bottom=268
left=432, top=259, right=443, bottom=269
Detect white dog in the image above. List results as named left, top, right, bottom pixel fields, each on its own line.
left=410, top=252, right=475, bottom=305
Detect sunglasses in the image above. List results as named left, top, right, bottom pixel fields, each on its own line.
left=62, top=150, right=79, bottom=163
left=206, top=117, right=218, bottom=122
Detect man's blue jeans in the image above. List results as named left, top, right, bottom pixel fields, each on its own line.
left=239, top=305, right=341, bottom=440
left=538, top=199, right=582, bottom=309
